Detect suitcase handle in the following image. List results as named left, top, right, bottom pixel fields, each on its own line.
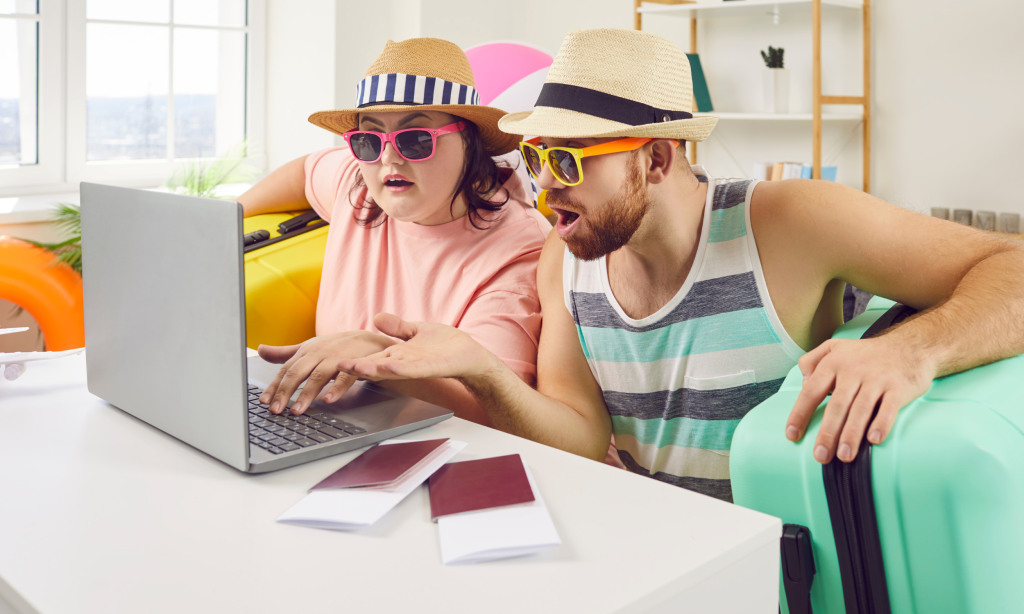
left=243, top=213, right=328, bottom=254
left=278, top=210, right=323, bottom=234
left=781, top=524, right=816, bottom=614
left=242, top=229, right=271, bottom=247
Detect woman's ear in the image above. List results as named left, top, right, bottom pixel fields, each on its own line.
left=645, top=139, right=677, bottom=185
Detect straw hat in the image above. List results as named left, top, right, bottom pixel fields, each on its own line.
left=499, top=29, right=718, bottom=142
left=308, top=38, right=520, bottom=155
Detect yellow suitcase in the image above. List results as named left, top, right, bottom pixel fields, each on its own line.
left=241, top=211, right=328, bottom=349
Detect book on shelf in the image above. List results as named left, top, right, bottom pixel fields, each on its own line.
left=754, top=161, right=837, bottom=181
left=686, top=54, right=713, bottom=113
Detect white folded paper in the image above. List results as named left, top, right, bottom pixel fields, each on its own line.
left=277, top=439, right=467, bottom=531
left=437, top=464, right=561, bottom=565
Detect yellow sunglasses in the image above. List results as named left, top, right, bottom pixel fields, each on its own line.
left=519, top=136, right=678, bottom=187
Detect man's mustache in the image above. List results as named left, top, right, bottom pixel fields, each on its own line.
left=545, top=191, right=587, bottom=214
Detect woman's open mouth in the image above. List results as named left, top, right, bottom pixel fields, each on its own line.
left=551, top=207, right=582, bottom=237
left=384, top=174, right=414, bottom=193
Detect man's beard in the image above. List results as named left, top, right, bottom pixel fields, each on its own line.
left=547, top=152, right=651, bottom=261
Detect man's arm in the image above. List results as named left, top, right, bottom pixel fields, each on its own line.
left=337, top=231, right=613, bottom=461
left=236, top=155, right=311, bottom=218
left=753, top=180, right=1024, bottom=463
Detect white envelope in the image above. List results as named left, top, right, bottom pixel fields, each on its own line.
left=437, top=464, right=561, bottom=565
left=277, top=439, right=467, bottom=531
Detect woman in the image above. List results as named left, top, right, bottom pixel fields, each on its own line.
left=238, top=38, right=550, bottom=425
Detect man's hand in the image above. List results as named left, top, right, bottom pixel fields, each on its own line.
left=336, top=313, right=500, bottom=382
left=785, top=335, right=936, bottom=464
left=258, top=330, right=397, bottom=415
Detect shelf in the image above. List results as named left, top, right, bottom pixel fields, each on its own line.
left=638, top=0, right=863, bottom=19
left=698, top=111, right=864, bottom=121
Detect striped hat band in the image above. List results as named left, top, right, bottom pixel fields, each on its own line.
left=356, top=73, right=481, bottom=108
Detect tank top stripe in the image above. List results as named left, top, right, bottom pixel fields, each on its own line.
left=564, top=168, right=804, bottom=502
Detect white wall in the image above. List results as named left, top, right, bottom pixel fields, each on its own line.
left=264, top=0, right=1024, bottom=217
left=265, top=0, right=338, bottom=170
left=872, top=0, right=1024, bottom=216
left=266, top=0, right=428, bottom=162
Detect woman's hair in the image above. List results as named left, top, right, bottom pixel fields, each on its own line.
left=348, top=120, right=511, bottom=229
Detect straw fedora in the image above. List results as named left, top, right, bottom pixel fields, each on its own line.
left=308, top=38, right=520, bottom=156
left=499, top=29, right=718, bottom=142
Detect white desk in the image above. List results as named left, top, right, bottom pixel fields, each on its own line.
left=0, top=354, right=781, bottom=613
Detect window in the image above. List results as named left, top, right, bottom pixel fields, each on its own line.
left=0, top=0, right=265, bottom=195
left=0, top=1, right=38, bottom=166
left=0, top=0, right=60, bottom=191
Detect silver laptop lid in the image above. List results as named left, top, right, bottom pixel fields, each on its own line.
left=81, top=183, right=249, bottom=471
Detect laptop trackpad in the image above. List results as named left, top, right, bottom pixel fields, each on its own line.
left=321, top=386, right=392, bottom=411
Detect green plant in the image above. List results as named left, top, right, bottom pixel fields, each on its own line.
left=761, top=46, right=785, bottom=69
left=23, top=141, right=262, bottom=276
left=26, top=203, right=83, bottom=275
left=164, top=141, right=262, bottom=199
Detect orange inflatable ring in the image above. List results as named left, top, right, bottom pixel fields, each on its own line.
left=0, top=237, right=84, bottom=350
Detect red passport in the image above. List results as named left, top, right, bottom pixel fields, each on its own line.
left=310, top=439, right=449, bottom=490
left=428, top=454, right=535, bottom=520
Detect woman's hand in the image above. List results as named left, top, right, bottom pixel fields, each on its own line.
left=336, top=313, right=500, bottom=382
left=258, top=330, right=398, bottom=415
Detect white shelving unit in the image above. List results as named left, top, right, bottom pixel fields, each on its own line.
left=700, top=111, right=863, bottom=121
left=638, top=0, right=862, bottom=20
left=635, top=0, right=872, bottom=190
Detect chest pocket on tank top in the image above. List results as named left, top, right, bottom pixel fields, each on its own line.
left=679, top=370, right=758, bottom=456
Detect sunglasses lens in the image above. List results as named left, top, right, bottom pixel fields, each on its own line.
left=549, top=150, right=580, bottom=185
left=349, top=133, right=382, bottom=162
left=395, top=130, right=434, bottom=160
left=521, top=146, right=543, bottom=177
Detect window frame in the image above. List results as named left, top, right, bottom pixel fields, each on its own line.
left=0, top=0, right=267, bottom=197
left=0, top=1, right=65, bottom=192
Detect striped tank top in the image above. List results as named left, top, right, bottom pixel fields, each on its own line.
left=563, top=167, right=805, bottom=502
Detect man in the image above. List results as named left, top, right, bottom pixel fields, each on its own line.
left=336, top=29, right=1024, bottom=502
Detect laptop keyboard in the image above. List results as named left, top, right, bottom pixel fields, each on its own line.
left=247, top=384, right=366, bottom=455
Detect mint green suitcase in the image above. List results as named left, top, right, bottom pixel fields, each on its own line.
left=731, top=297, right=1024, bottom=614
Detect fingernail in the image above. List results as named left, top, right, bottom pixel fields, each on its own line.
left=868, top=430, right=881, bottom=444
left=786, top=426, right=799, bottom=441
left=814, top=445, right=828, bottom=463
left=323, top=394, right=333, bottom=403
left=838, top=443, right=851, bottom=462
left=269, top=402, right=279, bottom=413
left=292, top=402, right=304, bottom=414
left=259, top=394, right=268, bottom=403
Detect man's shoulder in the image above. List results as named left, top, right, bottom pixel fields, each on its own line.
left=748, top=177, right=856, bottom=230
left=538, top=224, right=566, bottom=263
left=537, top=229, right=568, bottom=302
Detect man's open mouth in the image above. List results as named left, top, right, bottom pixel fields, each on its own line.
left=550, top=207, right=582, bottom=237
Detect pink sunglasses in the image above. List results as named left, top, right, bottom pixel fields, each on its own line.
left=343, top=121, right=467, bottom=163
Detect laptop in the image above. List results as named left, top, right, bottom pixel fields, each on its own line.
left=80, top=183, right=452, bottom=473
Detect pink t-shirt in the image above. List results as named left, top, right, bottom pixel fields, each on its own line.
left=304, top=147, right=551, bottom=382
